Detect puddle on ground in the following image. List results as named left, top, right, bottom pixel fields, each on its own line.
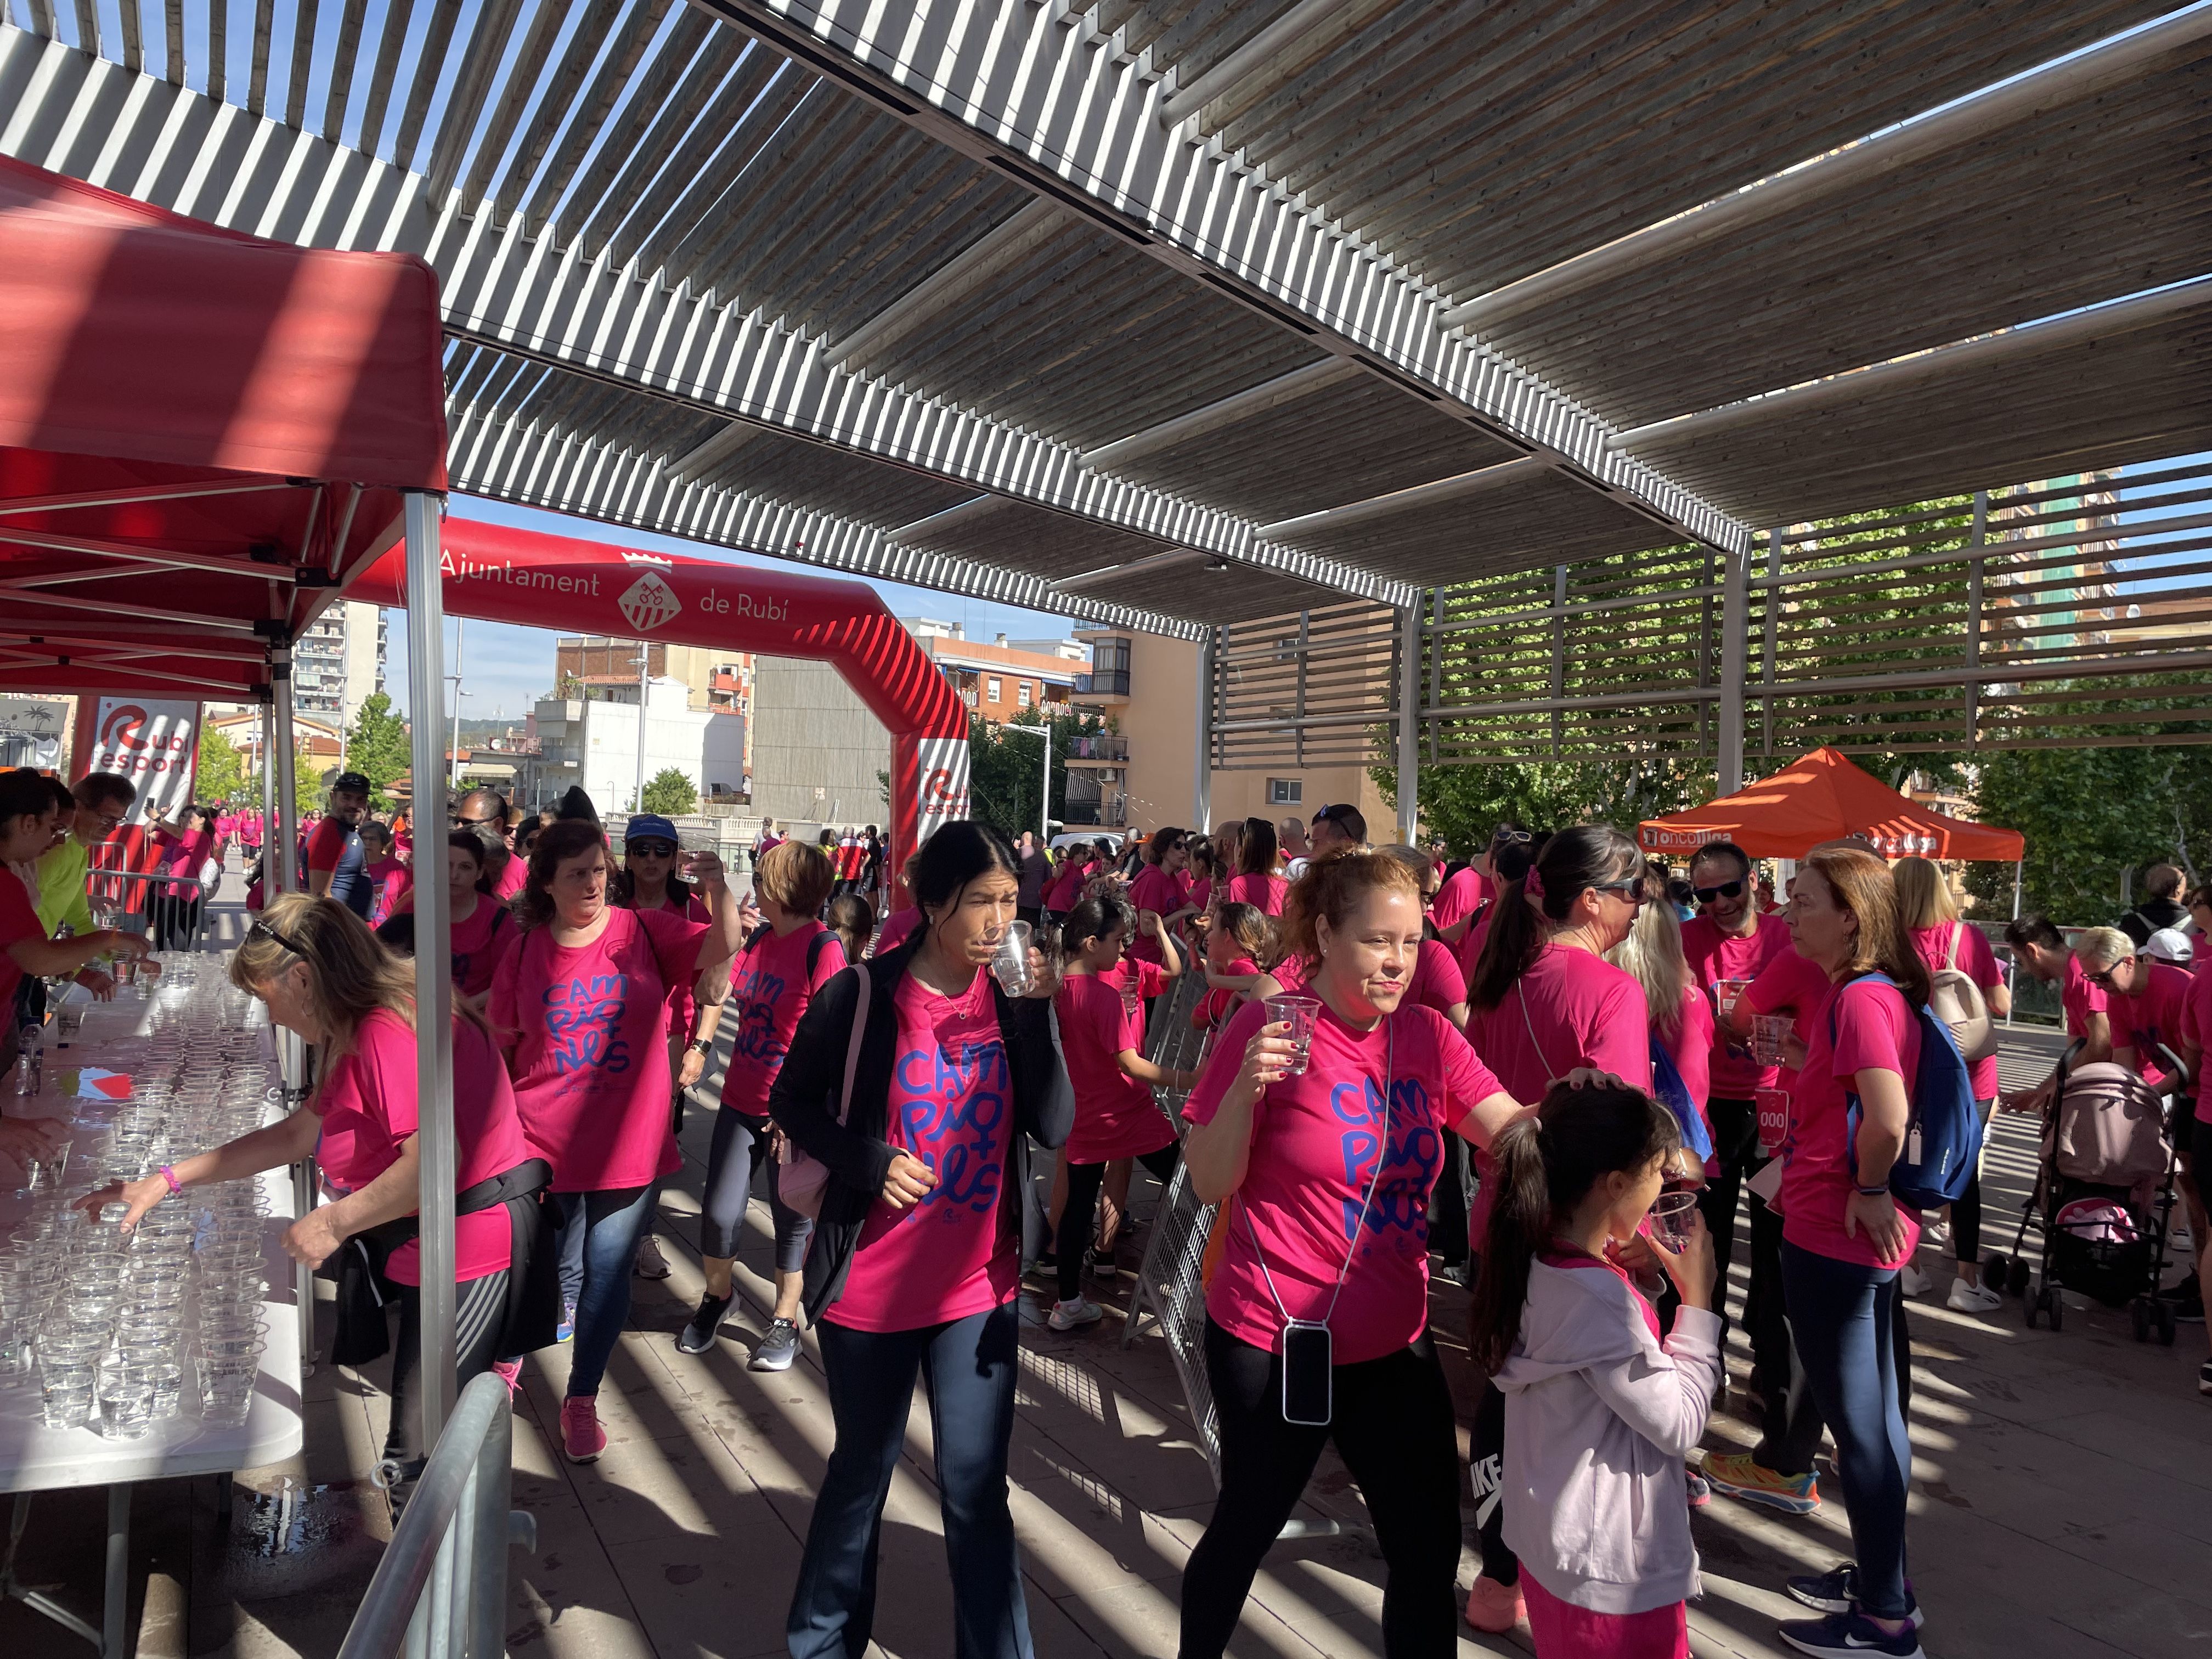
left=223, top=1478, right=383, bottom=1600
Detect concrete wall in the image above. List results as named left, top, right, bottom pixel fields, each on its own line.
left=748, top=657, right=890, bottom=827
left=534, top=679, right=745, bottom=815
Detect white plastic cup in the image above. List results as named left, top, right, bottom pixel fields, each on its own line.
left=991, top=920, right=1035, bottom=996
left=1263, top=995, right=1322, bottom=1079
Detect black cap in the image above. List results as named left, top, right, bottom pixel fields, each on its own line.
left=332, top=771, right=371, bottom=795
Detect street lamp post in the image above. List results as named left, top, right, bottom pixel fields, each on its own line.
left=633, top=644, right=651, bottom=814
left=1000, top=721, right=1053, bottom=844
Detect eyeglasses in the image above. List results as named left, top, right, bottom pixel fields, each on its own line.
left=247, top=919, right=313, bottom=960
left=1693, top=880, right=1745, bottom=904
left=1491, top=827, right=1533, bottom=846
left=628, top=842, right=677, bottom=859
left=1595, top=881, right=1649, bottom=906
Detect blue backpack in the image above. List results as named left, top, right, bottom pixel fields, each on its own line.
left=1649, top=1036, right=1716, bottom=1163
left=1833, top=972, right=1981, bottom=1209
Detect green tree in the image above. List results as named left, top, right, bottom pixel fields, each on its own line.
left=640, top=768, right=698, bottom=815
left=1372, top=754, right=1719, bottom=853
left=343, top=692, right=411, bottom=808
left=965, top=707, right=1110, bottom=840
left=195, top=725, right=248, bottom=806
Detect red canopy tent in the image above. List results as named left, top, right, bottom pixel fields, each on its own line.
left=0, top=152, right=445, bottom=702
left=1638, top=746, right=2025, bottom=861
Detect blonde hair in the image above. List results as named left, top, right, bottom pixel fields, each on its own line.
left=756, top=838, right=836, bottom=916
left=1609, top=864, right=1689, bottom=1039
left=1890, top=855, right=1957, bottom=932
left=228, top=891, right=483, bottom=1062
left=2072, top=926, right=2135, bottom=973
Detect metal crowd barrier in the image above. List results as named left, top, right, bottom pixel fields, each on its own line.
left=336, top=1373, right=532, bottom=1659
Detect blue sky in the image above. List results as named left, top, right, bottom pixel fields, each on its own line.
left=381, top=495, right=1080, bottom=723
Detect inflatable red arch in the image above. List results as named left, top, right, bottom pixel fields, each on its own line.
left=352, top=519, right=970, bottom=882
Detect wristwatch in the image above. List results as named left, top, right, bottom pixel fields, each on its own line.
left=687, top=1037, right=712, bottom=1055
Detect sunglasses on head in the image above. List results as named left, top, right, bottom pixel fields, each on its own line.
left=1694, top=879, right=1745, bottom=904
left=248, top=918, right=313, bottom=960
left=1492, top=828, right=1532, bottom=846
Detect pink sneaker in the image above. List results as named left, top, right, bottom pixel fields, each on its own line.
left=490, top=1359, right=522, bottom=1396
left=1464, top=1572, right=1524, bottom=1633
left=559, top=1395, right=606, bottom=1464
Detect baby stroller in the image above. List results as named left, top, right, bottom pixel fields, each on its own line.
left=1987, top=1040, right=2181, bottom=1341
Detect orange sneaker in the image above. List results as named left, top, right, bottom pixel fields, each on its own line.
left=1464, top=1572, right=1524, bottom=1632
left=560, top=1395, right=606, bottom=1464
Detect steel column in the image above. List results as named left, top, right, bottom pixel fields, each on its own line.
left=1718, top=545, right=1750, bottom=795
left=1964, top=490, right=1988, bottom=749
left=1548, top=567, right=1568, bottom=757
left=1193, top=631, right=1215, bottom=833
left=403, top=492, right=459, bottom=1446
left=1396, top=606, right=1420, bottom=844
left=1762, top=529, right=1782, bottom=761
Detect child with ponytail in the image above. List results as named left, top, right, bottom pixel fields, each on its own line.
left=1470, top=1082, right=1721, bottom=1659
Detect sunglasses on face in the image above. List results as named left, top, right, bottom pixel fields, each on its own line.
left=1694, top=880, right=1745, bottom=904
left=629, top=842, right=678, bottom=859
left=1492, top=828, right=1533, bottom=846
left=1595, top=880, right=1648, bottom=907
left=2085, top=964, right=2125, bottom=989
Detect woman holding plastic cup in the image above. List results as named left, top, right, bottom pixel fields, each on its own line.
left=1460, top=823, right=1655, bottom=1632
left=1178, top=847, right=1528, bottom=1659
left=771, top=821, right=1068, bottom=1659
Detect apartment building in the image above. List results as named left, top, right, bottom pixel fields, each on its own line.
left=909, top=621, right=1080, bottom=720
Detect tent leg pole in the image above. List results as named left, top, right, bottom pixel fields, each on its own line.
left=1192, top=631, right=1214, bottom=834
left=1717, top=547, right=1749, bottom=797
left=403, top=491, right=459, bottom=1448
left=1396, top=605, right=1420, bottom=844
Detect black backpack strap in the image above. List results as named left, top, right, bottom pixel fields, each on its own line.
left=806, top=928, right=832, bottom=977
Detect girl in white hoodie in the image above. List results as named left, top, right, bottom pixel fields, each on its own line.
left=1470, top=1082, right=1720, bottom=1659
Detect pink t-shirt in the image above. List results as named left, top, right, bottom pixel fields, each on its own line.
left=449, top=896, right=517, bottom=998
left=157, top=827, right=217, bottom=896
left=2060, top=953, right=2108, bottom=1041
left=1224, top=872, right=1288, bottom=917
left=1184, top=1002, right=1501, bottom=1364
left=1057, top=962, right=1176, bottom=1164
left=1780, top=975, right=1923, bottom=1269
left=2109, top=958, right=2193, bottom=1084
left=2181, top=966, right=2212, bottom=1125
left=1466, top=945, right=1651, bottom=1237
left=723, top=923, right=848, bottom=1118
left=877, top=907, right=922, bottom=955
left=1680, top=912, right=1795, bottom=1100
left=493, top=854, right=528, bottom=901
left=1044, top=861, right=1093, bottom=912
left=365, top=856, right=411, bottom=928
left=313, top=1009, right=524, bottom=1284
left=1453, top=904, right=1497, bottom=986
left=628, top=891, right=714, bottom=1041
left=1126, top=866, right=1184, bottom=967
left=1910, top=922, right=2004, bottom=1101
left=489, top=906, right=706, bottom=1191
left=1430, top=866, right=1485, bottom=934
left=1199, top=956, right=1259, bottom=1031
left=826, top=968, right=1020, bottom=1333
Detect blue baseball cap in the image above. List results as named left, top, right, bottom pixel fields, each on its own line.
left=624, top=814, right=679, bottom=848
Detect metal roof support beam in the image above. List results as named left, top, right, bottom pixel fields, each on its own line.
left=823, top=200, right=1064, bottom=368
left=1257, top=456, right=1547, bottom=541
left=1444, top=4, right=2212, bottom=335
left=1612, top=275, right=2212, bottom=452
left=884, top=494, right=1008, bottom=544
left=1081, top=359, right=1361, bottom=471
left=1158, top=0, right=1357, bottom=128
left=692, top=0, right=1746, bottom=557
left=1053, top=548, right=1213, bottom=590
left=667, top=420, right=765, bottom=482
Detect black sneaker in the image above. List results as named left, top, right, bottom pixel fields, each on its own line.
left=1779, top=1612, right=1922, bottom=1659
left=1786, top=1566, right=1923, bottom=1628
left=749, top=1317, right=801, bottom=1372
left=2165, top=1285, right=2206, bottom=1323
left=1085, top=1245, right=1117, bottom=1278
left=675, top=1291, right=732, bottom=1355
left=2198, top=1359, right=2212, bottom=1396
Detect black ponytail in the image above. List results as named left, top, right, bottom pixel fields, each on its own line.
left=1059, top=893, right=1134, bottom=960
left=1466, top=823, right=1642, bottom=1013
left=1468, top=1082, right=1679, bottom=1372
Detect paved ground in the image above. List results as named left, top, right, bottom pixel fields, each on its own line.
left=5, top=896, right=2207, bottom=1656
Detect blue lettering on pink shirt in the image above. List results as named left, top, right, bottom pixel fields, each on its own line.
left=890, top=1037, right=1011, bottom=1220
left=1330, top=1076, right=1441, bottom=1242
left=732, top=964, right=789, bottom=1065
left=543, top=972, right=630, bottom=1076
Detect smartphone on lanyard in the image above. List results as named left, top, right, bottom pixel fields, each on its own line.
left=1281, top=1320, right=1333, bottom=1426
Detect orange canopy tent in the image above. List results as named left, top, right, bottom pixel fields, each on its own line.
left=1638, top=747, right=2024, bottom=861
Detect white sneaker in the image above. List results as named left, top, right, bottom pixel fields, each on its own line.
left=1946, top=1278, right=2001, bottom=1314
left=633, top=1235, right=671, bottom=1279
left=1899, top=1263, right=1933, bottom=1297
left=1922, top=1220, right=1951, bottom=1256
left=1048, top=1297, right=1103, bottom=1331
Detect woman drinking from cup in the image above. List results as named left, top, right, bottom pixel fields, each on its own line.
left=1178, top=848, right=1527, bottom=1658
left=1461, top=824, right=1655, bottom=1632
left=1048, top=894, right=1192, bottom=1332
left=77, top=894, right=556, bottom=1494
left=771, top=822, right=1068, bottom=1659
left=489, top=819, right=742, bottom=1463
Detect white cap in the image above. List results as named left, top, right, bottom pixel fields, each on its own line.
left=2143, top=926, right=2194, bottom=964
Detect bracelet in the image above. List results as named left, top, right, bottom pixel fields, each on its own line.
left=159, top=1164, right=182, bottom=1195
left=1854, top=1183, right=1890, bottom=1197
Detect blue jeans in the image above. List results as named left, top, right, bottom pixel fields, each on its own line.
left=1780, top=1240, right=1912, bottom=1620
left=788, top=1302, right=1031, bottom=1659
left=552, top=1183, right=659, bottom=1399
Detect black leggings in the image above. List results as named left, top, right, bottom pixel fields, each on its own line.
left=1181, top=1320, right=1460, bottom=1659
left=386, top=1270, right=511, bottom=1464
left=150, top=891, right=200, bottom=952
left=1950, top=1098, right=1997, bottom=1268
left=1056, top=1143, right=1179, bottom=1302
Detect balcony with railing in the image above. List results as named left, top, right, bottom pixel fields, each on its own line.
left=1074, top=669, right=1130, bottom=697
left=1063, top=733, right=1128, bottom=763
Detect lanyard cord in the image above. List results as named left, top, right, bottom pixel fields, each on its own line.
left=1238, top=1014, right=1394, bottom=1332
